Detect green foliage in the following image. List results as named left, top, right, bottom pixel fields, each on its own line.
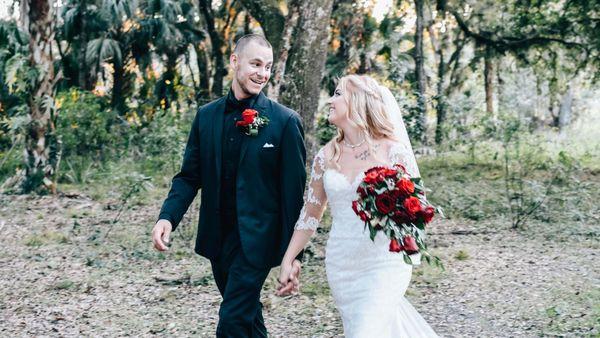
left=125, top=108, right=190, bottom=174
left=496, top=112, right=578, bottom=229
left=422, top=134, right=598, bottom=229
left=315, top=113, right=336, bottom=146
left=56, top=89, right=114, bottom=159
left=454, top=250, right=469, bottom=261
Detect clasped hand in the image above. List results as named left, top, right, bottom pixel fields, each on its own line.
left=276, top=259, right=302, bottom=296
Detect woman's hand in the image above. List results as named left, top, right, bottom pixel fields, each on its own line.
left=276, top=259, right=301, bottom=296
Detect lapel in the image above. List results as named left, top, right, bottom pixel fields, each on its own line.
left=212, top=96, right=227, bottom=185
left=238, top=91, right=270, bottom=166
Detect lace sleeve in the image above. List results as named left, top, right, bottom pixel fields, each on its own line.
left=388, top=142, right=421, bottom=178
left=295, top=147, right=328, bottom=230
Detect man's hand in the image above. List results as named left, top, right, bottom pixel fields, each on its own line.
left=152, top=219, right=173, bottom=251
left=275, top=259, right=301, bottom=296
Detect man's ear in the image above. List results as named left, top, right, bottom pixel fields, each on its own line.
left=230, top=53, right=238, bottom=69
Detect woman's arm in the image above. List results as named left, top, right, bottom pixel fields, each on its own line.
left=277, top=147, right=329, bottom=295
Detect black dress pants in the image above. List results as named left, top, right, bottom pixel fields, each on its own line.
left=211, top=214, right=270, bottom=338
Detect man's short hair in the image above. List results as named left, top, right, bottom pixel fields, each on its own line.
left=233, top=34, right=272, bottom=55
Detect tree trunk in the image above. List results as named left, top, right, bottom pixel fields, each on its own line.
left=199, top=0, right=225, bottom=98
left=75, top=9, right=96, bottom=91
left=111, top=61, right=127, bottom=114
left=558, top=86, right=573, bottom=132
left=278, top=0, right=334, bottom=155
left=496, top=58, right=504, bottom=111
left=266, top=2, right=299, bottom=100
left=433, top=34, right=446, bottom=145
left=21, top=0, right=61, bottom=194
left=244, top=11, right=251, bottom=35
left=413, top=0, right=427, bottom=143
left=195, top=42, right=211, bottom=100
left=484, top=45, right=494, bottom=116
left=156, top=55, right=177, bottom=109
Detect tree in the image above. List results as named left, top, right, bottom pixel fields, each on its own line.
left=279, top=0, right=334, bottom=151
left=412, top=0, right=427, bottom=143
left=82, top=0, right=137, bottom=114
left=197, top=0, right=241, bottom=98
left=20, top=0, right=61, bottom=193
left=139, top=0, right=204, bottom=108
left=483, top=45, right=494, bottom=115
left=243, top=0, right=335, bottom=153
left=426, top=5, right=468, bottom=144
left=446, top=0, right=598, bottom=129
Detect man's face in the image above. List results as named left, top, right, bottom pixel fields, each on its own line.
left=230, top=42, right=273, bottom=97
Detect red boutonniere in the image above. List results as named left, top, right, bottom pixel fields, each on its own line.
left=236, top=109, right=269, bottom=136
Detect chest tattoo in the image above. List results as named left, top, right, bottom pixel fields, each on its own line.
left=353, top=144, right=381, bottom=161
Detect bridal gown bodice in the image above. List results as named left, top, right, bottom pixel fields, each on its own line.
left=295, top=142, right=439, bottom=338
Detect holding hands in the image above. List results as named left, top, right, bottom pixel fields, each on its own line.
left=276, top=259, right=302, bottom=296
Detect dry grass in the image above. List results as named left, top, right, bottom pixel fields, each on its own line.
left=1, top=184, right=598, bottom=337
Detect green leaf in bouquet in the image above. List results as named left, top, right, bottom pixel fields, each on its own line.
left=403, top=253, right=413, bottom=265
left=369, top=226, right=377, bottom=241
left=415, top=228, right=426, bottom=240
left=436, top=206, right=445, bottom=218
left=424, top=254, right=431, bottom=265
left=414, top=219, right=426, bottom=230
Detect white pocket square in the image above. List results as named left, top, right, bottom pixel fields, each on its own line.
left=262, top=143, right=275, bottom=148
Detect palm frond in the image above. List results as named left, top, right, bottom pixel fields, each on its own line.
left=86, top=36, right=123, bottom=69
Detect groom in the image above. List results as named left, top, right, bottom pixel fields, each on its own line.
left=151, top=34, right=306, bottom=337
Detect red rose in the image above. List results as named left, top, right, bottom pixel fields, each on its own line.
left=420, top=206, right=435, bottom=223
left=383, top=168, right=398, bottom=178
left=364, top=166, right=385, bottom=176
left=402, top=235, right=419, bottom=254
left=357, top=186, right=368, bottom=198
left=352, top=200, right=362, bottom=214
left=403, top=196, right=422, bottom=219
left=236, top=109, right=258, bottom=127
left=395, top=178, right=415, bottom=197
left=359, top=211, right=370, bottom=222
left=391, top=209, right=410, bottom=224
left=364, top=170, right=380, bottom=184
left=389, top=189, right=402, bottom=200
left=364, top=166, right=386, bottom=184
left=389, top=238, right=402, bottom=253
left=375, top=193, right=395, bottom=215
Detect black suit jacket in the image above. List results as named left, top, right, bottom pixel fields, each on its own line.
left=159, top=92, right=307, bottom=268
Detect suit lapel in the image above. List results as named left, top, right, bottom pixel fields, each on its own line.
left=212, top=97, right=226, bottom=185
left=238, top=92, right=270, bottom=166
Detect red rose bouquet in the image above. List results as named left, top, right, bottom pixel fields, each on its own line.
left=351, top=164, right=442, bottom=267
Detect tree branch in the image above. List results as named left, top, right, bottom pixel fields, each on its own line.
left=450, top=9, right=585, bottom=52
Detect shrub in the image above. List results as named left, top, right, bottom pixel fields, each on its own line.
left=56, top=89, right=114, bottom=159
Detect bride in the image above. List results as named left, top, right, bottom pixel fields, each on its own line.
left=277, top=75, right=439, bottom=337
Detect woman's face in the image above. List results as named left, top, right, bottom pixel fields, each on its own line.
left=327, top=85, right=349, bottom=127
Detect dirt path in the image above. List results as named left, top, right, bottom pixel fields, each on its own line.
left=1, top=194, right=598, bottom=337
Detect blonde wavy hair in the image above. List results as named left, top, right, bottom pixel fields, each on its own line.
left=328, top=75, right=397, bottom=168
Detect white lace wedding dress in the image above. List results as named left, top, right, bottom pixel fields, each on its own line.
left=295, top=142, right=439, bottom=338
